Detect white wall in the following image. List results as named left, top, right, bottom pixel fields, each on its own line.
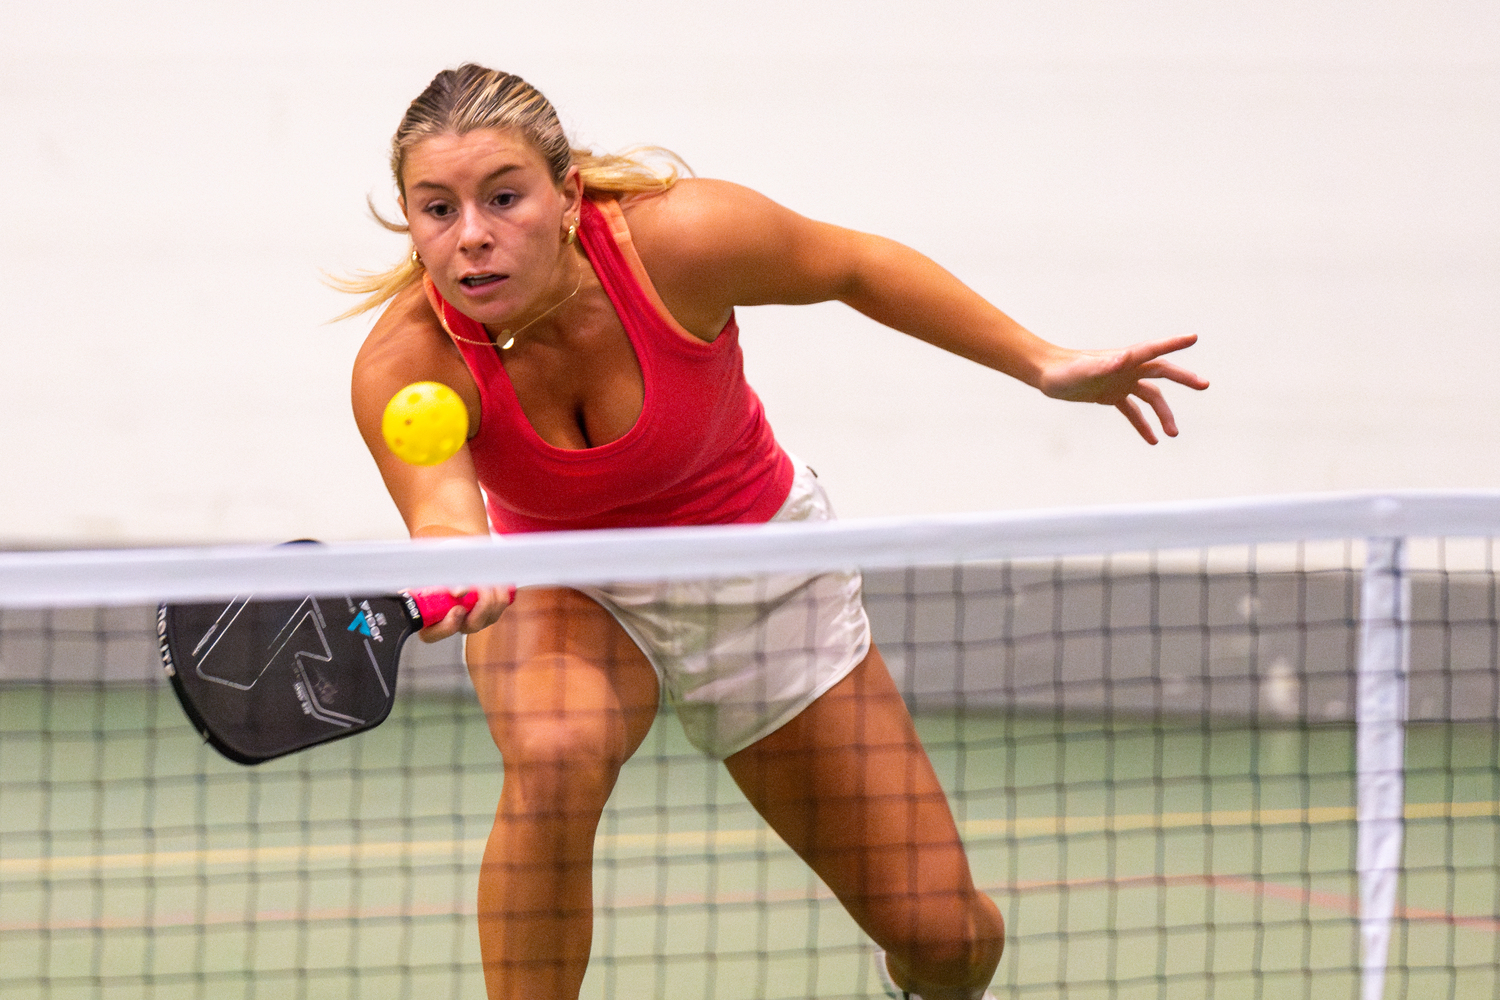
left=3, top=2, right=1496, bottom=545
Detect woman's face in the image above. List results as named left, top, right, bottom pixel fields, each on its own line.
left=401, top=128, right=581, bottom=330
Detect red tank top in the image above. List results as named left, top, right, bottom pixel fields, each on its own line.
left=423, top=197, right=794, bottom=534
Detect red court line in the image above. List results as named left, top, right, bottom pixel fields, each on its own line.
left=1003, top=873, right=1500, bottom=933
left=1203, top=874, right=1500, bottom=933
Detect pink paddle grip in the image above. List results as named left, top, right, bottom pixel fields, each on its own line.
left=410, top=589, right=481, bottom=628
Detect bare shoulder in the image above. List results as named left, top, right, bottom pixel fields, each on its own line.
left=350, top=282, right=477, bottom=433
left=621, top=178, right=774, bottom=231
left=352, top=282, right=444, bottom=394
left=619, top=179, right=837, bottom=318
left=621, top=179, right=795, bottom=271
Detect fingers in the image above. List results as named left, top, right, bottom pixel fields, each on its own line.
left=1043, top=335, right=1205, bottom=441
left=1115, top=397, right=1158, bottom=445
left=417, top=611, right=462, bottom=643
left=1116, top=338, right=1208, bottom=389
left=417, top=585, right=515, bottom=643
left=1151, top=364, right=1210, bottom=390
left=1134, top=381, right=1179, bottom=438
left=1133, top=355, right=1209, bottom=390
left=1127, top=333, right=1198, bottom=361
left=463, top=585, right=516, bottom=633
left=1106, top=340, right=1207, bottom=444
left=1114, top=381, right=1181, bottom=444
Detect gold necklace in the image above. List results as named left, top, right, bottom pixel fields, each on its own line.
left=443, top=257, right=584, bottom=350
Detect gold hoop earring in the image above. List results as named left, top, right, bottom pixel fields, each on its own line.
left=565, top=219, right=579, bottom=245
left=410, top=248, right=423, bottom=267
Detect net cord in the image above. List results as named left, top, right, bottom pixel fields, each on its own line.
left=4, top=490, right=1500, bottom=608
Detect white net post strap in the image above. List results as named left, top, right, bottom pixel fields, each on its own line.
left=1356, top=536, right=1411, bottom=1000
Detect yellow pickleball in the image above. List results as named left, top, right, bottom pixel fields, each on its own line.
left=382, top=382, right=469, bottom=466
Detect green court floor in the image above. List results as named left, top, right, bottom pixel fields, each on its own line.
left=2, top=686, right=1497, bottom=999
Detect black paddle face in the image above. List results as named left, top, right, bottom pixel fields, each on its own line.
left=158, top=593, right=422, bottom=764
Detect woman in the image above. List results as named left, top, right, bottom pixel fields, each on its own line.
left=346, top=65, right=1206, bottom=1000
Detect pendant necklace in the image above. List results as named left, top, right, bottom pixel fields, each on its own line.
left=441, top=257, right=584, bottom=350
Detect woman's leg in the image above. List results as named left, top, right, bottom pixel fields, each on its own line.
left=723, top=644, right=1003, bottom=1000
left=465, top=587, right=661, bottom=1000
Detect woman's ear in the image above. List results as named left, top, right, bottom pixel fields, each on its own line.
left=560, top=165, right=583, bottom=217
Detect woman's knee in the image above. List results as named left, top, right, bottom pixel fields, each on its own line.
left=879, top=890, right=1004, bottom=989
left=497, top=705, right=635, bottom=812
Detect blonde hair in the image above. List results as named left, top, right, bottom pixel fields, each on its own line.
left=332, top=64, right=687, bottom=319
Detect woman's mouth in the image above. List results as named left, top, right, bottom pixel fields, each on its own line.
left=459, top=273, right=504, bottom=289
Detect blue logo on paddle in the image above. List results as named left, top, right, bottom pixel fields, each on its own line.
left=348, top=611, right=372, bottom=636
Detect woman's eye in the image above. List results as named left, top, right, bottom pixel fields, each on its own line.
left=425, top=203, right=453, bottom=218
left=493, top=192, right=518, bottom=208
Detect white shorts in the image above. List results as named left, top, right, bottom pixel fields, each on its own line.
left=578, top=461, right=870, bottom=758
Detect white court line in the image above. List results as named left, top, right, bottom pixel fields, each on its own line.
left=5, top=800, right=1493, bottom=881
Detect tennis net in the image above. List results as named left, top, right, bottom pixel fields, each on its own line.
left=2, top=492, right=1498, bottom=999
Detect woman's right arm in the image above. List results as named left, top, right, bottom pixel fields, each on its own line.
left=350, top=282, right=509, bottom=638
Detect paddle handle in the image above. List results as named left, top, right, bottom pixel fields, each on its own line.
left=410, top=589, right=481, bottom=628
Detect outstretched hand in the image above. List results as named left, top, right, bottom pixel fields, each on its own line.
left=1036, top=334, right=1209, bottom=444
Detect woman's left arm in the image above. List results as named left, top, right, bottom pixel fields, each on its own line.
left=628, top=180, right=1209, bottom=443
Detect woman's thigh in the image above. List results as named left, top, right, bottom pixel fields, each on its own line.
left=723, top=644, right=984, bottom=940
left=466, top=587, right=661, bottom=772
